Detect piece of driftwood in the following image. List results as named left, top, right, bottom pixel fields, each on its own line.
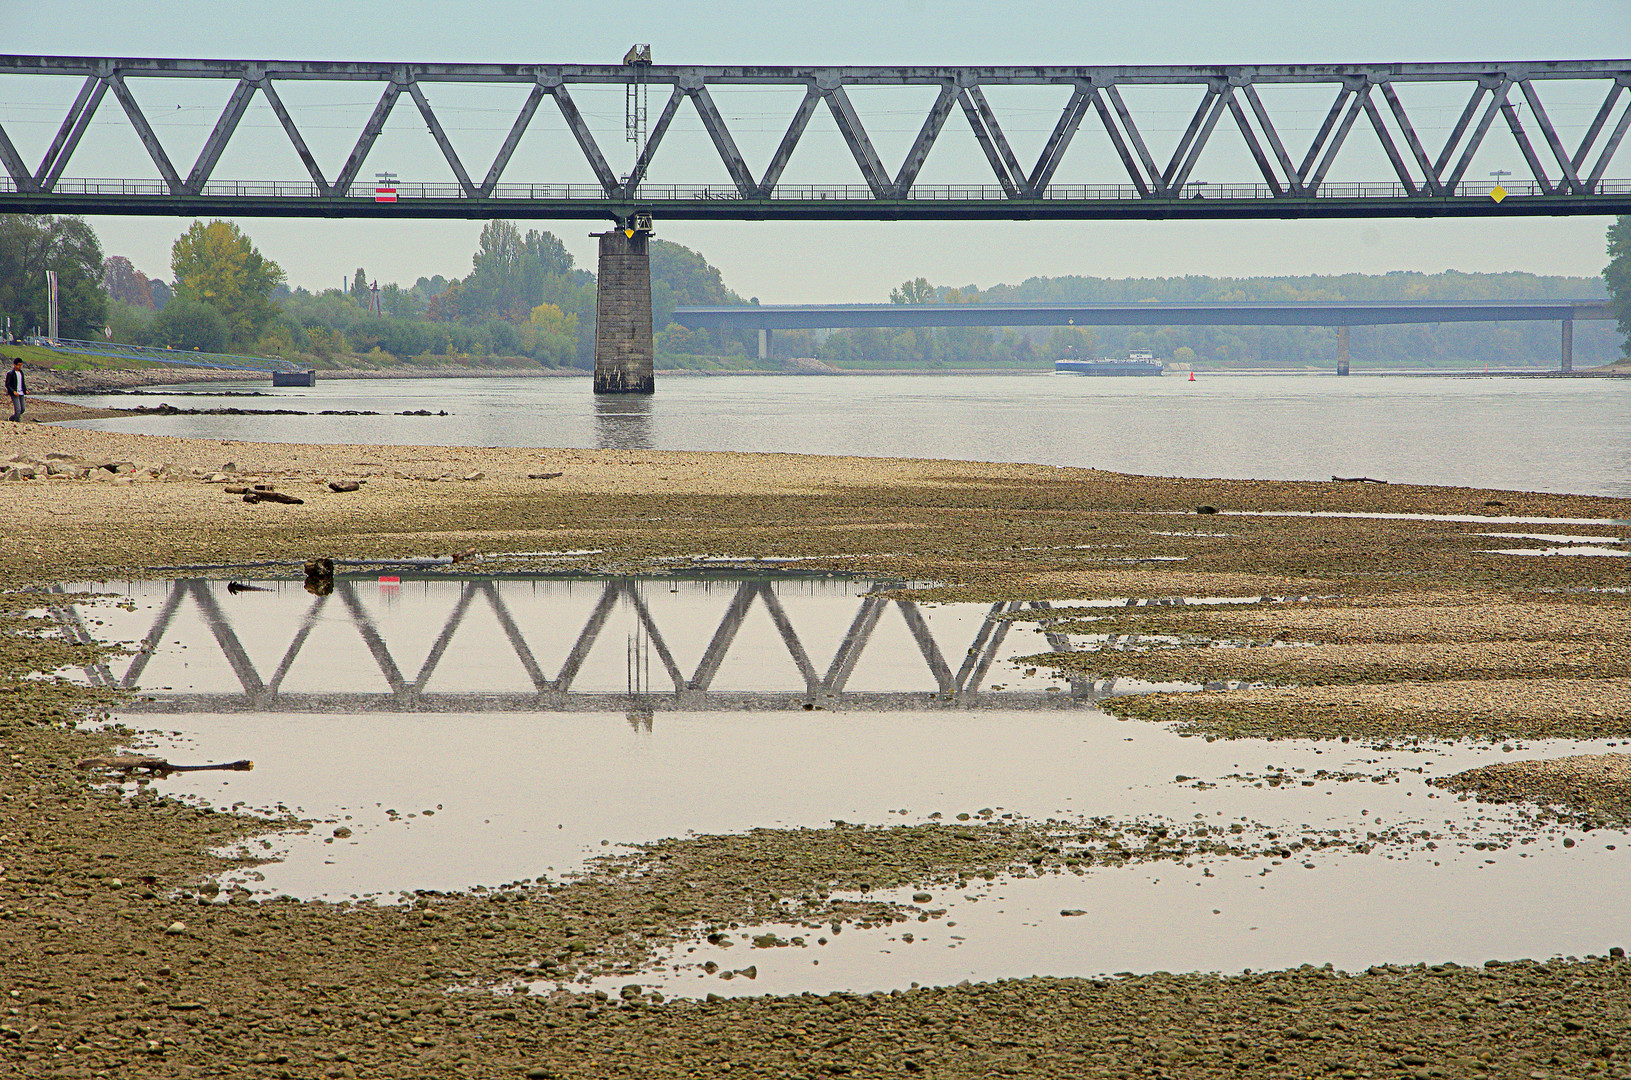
left=328, top=480, right=361, bottom=492
left=244, top=490, right=304, bottom=505
left=226, top=581, right=271, bottom=594
left=77, top=756, right=254, bottom=776
left=528, top=471, right=564, bottom=480
left=1332, top=475, right=1388, bottom=484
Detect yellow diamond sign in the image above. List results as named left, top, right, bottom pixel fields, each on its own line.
left=1490, top=185, right=1508, bottom=203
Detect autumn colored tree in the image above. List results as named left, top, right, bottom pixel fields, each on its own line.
left=170, top=220, right=284, bottom=346
left=102, top=255, right=156, bottom=309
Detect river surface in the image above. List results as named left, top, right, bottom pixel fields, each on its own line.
left=57, top=371, right=1631, bottom=498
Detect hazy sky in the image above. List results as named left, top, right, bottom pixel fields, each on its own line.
left=2, top=1, right=1626, bottom=299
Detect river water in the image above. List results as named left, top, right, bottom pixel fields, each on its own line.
left=57, top=371, right=1631, bottom=497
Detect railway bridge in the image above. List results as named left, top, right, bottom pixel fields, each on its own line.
left=2, top=54, right=1626, bottom=390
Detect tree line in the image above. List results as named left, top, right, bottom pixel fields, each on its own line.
left=806, top=261, right=1623, bottom=369
left=3, top=213, right=1628, bottom=369
left=0, top=215, right=756, bottom=369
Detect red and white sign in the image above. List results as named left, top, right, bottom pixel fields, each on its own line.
left=374, top=186, right=397, bottom=203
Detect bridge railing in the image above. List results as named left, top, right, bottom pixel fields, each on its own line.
left=3, top=177, right=1623, bottom=203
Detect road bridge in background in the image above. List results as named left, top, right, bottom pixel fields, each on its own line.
left=1, top=56, right=1629, bottom=221
left=673, top=299, right=1616, bottom=373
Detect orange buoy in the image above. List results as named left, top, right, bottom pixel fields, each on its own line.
left=1188, top=371, right=1196, bottom=382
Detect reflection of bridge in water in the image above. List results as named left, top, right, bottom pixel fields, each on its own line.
left=47, top=579, right=1093, bottom=713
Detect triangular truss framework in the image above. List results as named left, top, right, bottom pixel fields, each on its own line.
left=45, top=580, right=1088, bottom=712
left=1, top=57, right=1626, bottom=206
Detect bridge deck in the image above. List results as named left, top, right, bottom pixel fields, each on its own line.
left=2, top=56, right=1627, bottom=221
left=673, top=299, right=1615, bottom=330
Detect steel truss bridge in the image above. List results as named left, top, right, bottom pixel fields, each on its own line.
left=1, top=56, right=1629, bottom=221
left=45, top=580, right=1095, bottom=714
left=673, top=298, right=1615, bottom=331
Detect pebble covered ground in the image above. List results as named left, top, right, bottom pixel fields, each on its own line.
left=4, top=416, right=1631, bottom=1078
left=1436, top=752, right=1631, bottom=827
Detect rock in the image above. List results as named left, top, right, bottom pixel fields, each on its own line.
left=328, top=480, right=361, bottom=493
left=220, top=462, right=237, bottom=473
left=524, top=1069, right=555, bottom=1079
left=1195, top=505, right=1219, bottom=515
left=1060, top=909, right=1087, bottom=917
left=463, top=471, right=485, bottom=481
left=224, top=485, right=250, bottom=495
left=164, top=921, right=186, bottom=935
left=304, top=557, right=335, bottom=578
left=912, top=893, right=932, bottom=903
left=333, top=826, right=353, bottom=839
left=528, top=472, right=564, bottom=480
left=619, top=984, right=642, bottom=999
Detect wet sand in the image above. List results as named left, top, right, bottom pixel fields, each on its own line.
left=5, top=415, right=1631, bottom=1078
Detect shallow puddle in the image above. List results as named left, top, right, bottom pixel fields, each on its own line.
left=588, top=833, right=1630, bottom=998
left=1482, top=547, right=1631, bottom=557
left=46, top=577, right=1631, bottom=994
left=1217, top=511, right=1631, bottom=526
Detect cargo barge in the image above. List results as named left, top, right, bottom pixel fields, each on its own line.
left=1054, top=350, right=1165, bottom=376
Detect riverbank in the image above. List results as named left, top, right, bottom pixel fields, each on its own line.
left=4, top=421, right=1631, bottom=1078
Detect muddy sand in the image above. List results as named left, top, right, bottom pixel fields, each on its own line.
left=4, top=409, right=1631, bottom=1078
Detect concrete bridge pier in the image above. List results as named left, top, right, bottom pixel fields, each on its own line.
left=1561, top=319, right=1574, bottom=373
left=593, top=226, right=655, bottom=395
left=758, top=328, right=772, bottom=361
left=1336, top=325, right=1351, bottom=376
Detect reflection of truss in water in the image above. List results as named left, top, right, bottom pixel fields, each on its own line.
left=47, top=580, right=1091, bottom=713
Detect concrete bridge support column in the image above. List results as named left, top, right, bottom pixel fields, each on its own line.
left=1561, top=319, right=1574, bottom=373
left=593, top=229, right=654, bottom=395
left=1337, top=325, right=1351, bottom=376
left=758, top=328, right=771, bottom=360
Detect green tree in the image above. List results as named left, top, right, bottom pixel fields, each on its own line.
left=524, top=302, right=579, bottom=365
left=150, top=297, right=229, bottom=352
left=350, top=267, right=370, bottom=305
left=104, top=299, right=155, bottom=345
left=889, top=277, right=936, bottom=304
left=0, top=214, right=106, bottom=339
left=171, top=220, right=284, bottom=346
left=1045, top=326, right=1098, bottom=359
left=1607, top=216, right=1631, bottom=356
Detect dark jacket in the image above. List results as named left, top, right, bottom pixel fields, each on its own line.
left=4, top=368, right=23, bottom=396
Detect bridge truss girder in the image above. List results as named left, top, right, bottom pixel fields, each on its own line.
left=1, top=57, right=1629, bottom=219
left=48, top=580, right=1098, bottom=714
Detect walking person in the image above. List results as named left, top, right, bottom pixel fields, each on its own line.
left=5, top=358, right=24, bottom=422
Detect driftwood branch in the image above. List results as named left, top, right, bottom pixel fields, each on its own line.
left=77, top=756, right=254, bottom=776
left=1332, top=475, right=1388, bottom=484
